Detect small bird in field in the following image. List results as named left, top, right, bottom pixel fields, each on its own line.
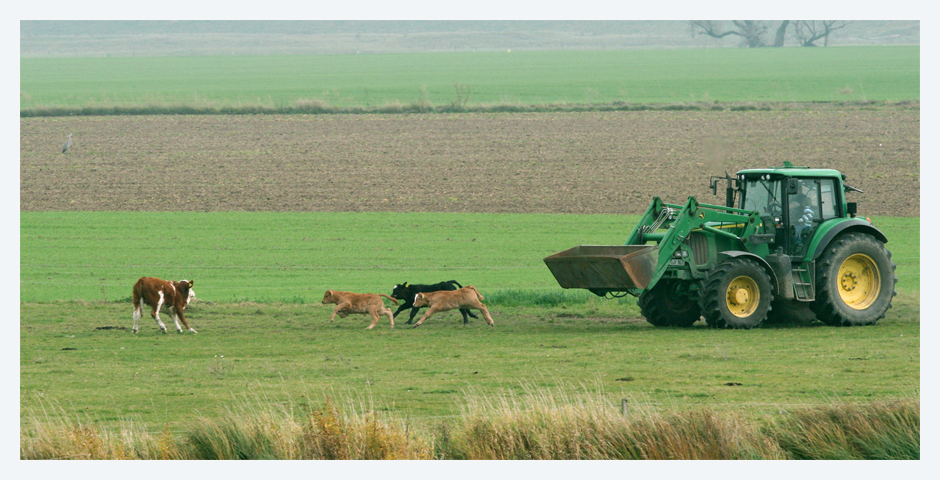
left=62, top=133, right=73, bottom=153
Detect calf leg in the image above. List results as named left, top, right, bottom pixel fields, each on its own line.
left=464, top=308, right=479, bottom=319
left=330, top=303, right=351, bottom=323
left=392, top=303, right=411, bottom=318
left=476, top=304, right=496, bottom=326
left=406, top=306, right=421, bottom=325
left=171, top=308, right=183, bottom=333
left=366, top=308, right=381, bottom=329
left=132, top=301, right=142, bottom=334
left=412, top=306, right=441, bottom=327
left=152, top=293, right=168, bottom=333
left=382, top=307, right=395, bottom=329
left=458, top=308, right=475, bottom=324
left=172, top=308, right=197, bottom=334
left=150, top=306, right=166, bottom=333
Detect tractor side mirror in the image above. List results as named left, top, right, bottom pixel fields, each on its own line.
left=846, top=202, right=857, bottom=217
left=787, top=178, right=799, bottom=195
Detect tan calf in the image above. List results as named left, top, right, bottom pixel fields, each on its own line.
left=321, top=290, right=398, bottom=329
left=411, top=286, right=495, bottom=327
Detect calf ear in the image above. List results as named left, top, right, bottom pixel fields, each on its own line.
left=189, top=280, right=195, bottom=288
left=404, top=282, right=408, bottom=287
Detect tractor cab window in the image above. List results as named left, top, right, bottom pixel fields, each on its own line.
left=819, top=180, right=837, bottom=218
left=787, top=178, right=830, bottom=256
left=741, top=178, right=783, bottom=218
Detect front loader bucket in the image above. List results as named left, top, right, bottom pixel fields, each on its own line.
left=543, top=245, right=658, bottom=291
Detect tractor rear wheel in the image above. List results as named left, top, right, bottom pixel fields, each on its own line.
left=638, top=280, right=700, bottom=327
left=699, top=257, right=774, bottom=329
left=810, top=233, right=896, bottom=326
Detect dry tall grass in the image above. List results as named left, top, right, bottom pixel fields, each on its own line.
left=441, top=386, right=784, bottom=459
left=20, top=391, right=918, bottom=460
left=762, top=398, right=920, bottom=460
left=181, top=396, right=433, bottom=460
left=20, top=400, right=174, bottom=460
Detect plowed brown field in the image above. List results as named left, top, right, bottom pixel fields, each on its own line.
left=20, top=109, right=919, bottom=216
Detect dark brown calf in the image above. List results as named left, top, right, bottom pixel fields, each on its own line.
left=132, top=277, right=197, bottom=334
left=321, top=290, right=398, bottom=329
left=412, top=286, right=495, bottom=327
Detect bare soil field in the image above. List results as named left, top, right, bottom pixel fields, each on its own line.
left=20, top=108, right=919, bottom=216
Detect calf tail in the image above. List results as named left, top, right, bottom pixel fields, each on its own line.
left=448, top=280, right=463, bottom=288
left=468, top=285, right=484, bottom=301
left=378, top=293, right=399, bottom=305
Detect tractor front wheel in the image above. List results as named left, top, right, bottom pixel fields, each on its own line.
left=638, top=280, right=700, bottom=327
left=810, top=233, right=896, bottom=326
left=699, top=257, right=774, bottom=329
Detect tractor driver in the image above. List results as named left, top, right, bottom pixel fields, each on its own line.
left=789, top=181, right=818, bottom=249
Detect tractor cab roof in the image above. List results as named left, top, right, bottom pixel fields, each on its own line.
left=736, top=166, right=844, bottom=180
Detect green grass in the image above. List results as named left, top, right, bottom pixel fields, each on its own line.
left=19, top=211, right=639, bottom=303
left=20, top=211, right=920, bottom=434
left=20, top=300, right=920, bottom=435
left=19, top=212, right=919, bottom=303
left=20, top=46, right=919, bottom=115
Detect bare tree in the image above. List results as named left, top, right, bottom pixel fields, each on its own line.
left=773, top=20, right=790, bottom=47
left=689, top=21, right=774, bottom=48
left=794, top=21, right=850, bottom=47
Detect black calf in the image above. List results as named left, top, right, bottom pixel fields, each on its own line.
left=390, top=280, right=480, bottom=324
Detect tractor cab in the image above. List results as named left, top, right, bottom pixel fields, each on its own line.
left=717, top=166, right=852, bottom=259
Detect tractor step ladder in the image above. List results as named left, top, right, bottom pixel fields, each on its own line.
left=791, top=263, right=815, bottom=301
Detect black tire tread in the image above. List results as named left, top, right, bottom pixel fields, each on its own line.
left=698, top=257, right=774, bottom=329
left=638, top=281, right=700, bottom=327
left=810, top=233, right=897, bottom=327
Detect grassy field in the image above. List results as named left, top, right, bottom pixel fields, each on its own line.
left=20, top=299, right=920, bottom=434
left=20, top=46, right=919, bottom=114
left=19, top=211, right=628, bottom=303
left=20, top=212, right=919, bottom=303
left=20, top=211, right=920, bottom=436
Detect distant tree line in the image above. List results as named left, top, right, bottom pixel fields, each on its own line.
left=689, top=21, right=850, bottom=47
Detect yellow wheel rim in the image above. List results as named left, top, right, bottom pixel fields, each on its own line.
left=725, top=276, right=760, bottom=318
left=837, top=253, right=881, bottom=310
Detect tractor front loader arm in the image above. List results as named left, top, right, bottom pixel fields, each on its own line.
left=544, top=197, right=764, bottom=299
left=625, top=196, right=765, bottom=294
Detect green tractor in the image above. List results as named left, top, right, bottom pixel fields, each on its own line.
left=544, top=164, right=897, bottom=328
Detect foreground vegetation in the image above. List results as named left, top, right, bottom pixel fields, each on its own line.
left=20, top=46, right=919, bottom=116
left=21, top=391, right=918, bottom=459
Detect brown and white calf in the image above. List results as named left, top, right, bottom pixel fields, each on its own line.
left=321, top=290, right=398, bottom=329
left=411, top=286, right=495, bottom=327
left=132, top=277, right=197, bottom=334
